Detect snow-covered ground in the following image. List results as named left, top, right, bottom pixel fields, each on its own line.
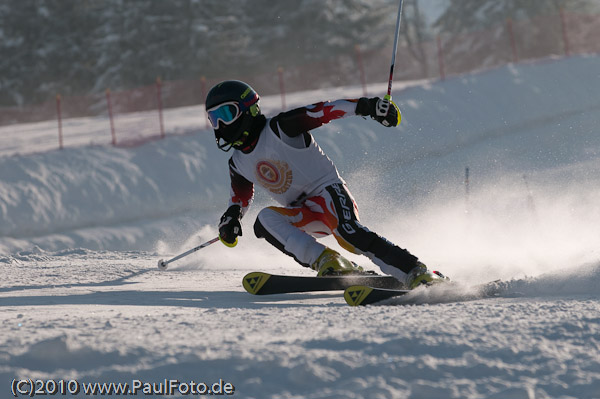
left=1, top=55, right=599, bottom=398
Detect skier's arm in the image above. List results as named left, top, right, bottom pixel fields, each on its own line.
left=273, top=99, right=359, bottom=138
left=219, top=158, right=254, bottom=247
left=228, top=158, right=254, bottom=215
left=273, top=97, right=400, bottom=139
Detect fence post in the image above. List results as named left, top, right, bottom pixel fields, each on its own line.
left=506, top=18, right=518, bottom=63
left=559, top=8, right=570, bottom=56
left=56, top=94, right=63, bottom=150
left=156, top=77, right=165, bottom=139
left=436, top=35, right=446, bottom=81
left=277, top=67, right=286, bottom=111
left=106, top=89, right=117, bottom=146
left=354, top=45, right=368, bottom=96
left=200, top=76, right=209, bottom=129
left=464, top=166, right=470, bottom=214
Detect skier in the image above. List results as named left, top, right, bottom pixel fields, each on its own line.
left=207, top=80, right=446, bottom=288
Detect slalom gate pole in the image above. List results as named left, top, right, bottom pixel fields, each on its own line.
left=386, top=0, right=405, bottom=101
left=157, top=237, right=219, bottom=270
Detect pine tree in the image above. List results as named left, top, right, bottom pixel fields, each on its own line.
left=400, top=0, right=431, bottom=78
left=0, top=0, right=407, bottom=106
left=434, top=0, right=593, bottom=34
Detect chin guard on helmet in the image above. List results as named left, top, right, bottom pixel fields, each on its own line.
left=216, top=130, right=249, bottom=152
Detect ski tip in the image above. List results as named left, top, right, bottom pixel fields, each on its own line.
left=242, top=272, right=271, bottom=295
left=344, top=285, right=374, bottom=306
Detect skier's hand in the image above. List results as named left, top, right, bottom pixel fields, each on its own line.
left=356, top=97, right=401, bottom=127
left=218, top=205, right=242, bottom=247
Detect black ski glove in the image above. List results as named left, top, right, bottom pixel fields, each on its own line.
left=356, top=97, right=401, bottom=127
left=218, top=205, right=242, bottom=247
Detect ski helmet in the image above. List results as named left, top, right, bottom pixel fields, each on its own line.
left=205, top=80, right=261, bottom=151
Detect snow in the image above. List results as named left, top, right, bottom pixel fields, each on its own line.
left=1, top=55, right=600, bottom=398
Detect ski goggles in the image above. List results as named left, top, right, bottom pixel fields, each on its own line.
left=207, top=102, right=242, bottom=129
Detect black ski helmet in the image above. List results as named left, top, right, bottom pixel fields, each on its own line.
left=205, top=80, right=261, bottom=151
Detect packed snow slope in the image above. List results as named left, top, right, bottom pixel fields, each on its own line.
left=1, top=55, right=599, bottom=399
left=1, top=55, right=599, bottom=278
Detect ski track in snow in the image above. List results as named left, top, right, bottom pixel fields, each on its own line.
left=1, top=56, right=600, bottom=398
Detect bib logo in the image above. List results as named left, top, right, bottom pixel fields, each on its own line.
left=255, top=160, right=293, bottom=194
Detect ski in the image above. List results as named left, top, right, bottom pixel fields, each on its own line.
left=344, top=279, right=506, bottom=306
left=242, top=271, right=403, bottom=295
left=344, top=285, right=410, bottom=306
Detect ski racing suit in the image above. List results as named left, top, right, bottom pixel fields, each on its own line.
left=227, top=99, right=419, bottom=281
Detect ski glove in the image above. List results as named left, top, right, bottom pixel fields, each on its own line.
left=356, top=97, right=401, bottom=127
left=218, top=205, right=242, bottom=247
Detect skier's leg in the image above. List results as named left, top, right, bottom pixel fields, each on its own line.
left=253, top=199, right=363, bottom=275
left=324, top=183, right=432, bottom=285
left=253, top=205, right=329, bottom=268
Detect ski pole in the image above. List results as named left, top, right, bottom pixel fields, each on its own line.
left=157, top=236, right=219, bottom=270
left=386, top=0, right=405, bottom=101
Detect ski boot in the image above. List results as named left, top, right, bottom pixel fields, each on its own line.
left=406, top=262, right=450, bottom=289
left=312, top=248, right=364, bottom=276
